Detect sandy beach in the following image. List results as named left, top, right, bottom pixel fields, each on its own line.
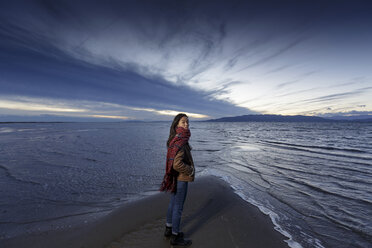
left=2, top=175, right=288, bottom=248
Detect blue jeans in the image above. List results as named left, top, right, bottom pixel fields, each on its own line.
left=166, top=181, right=188, bottom=234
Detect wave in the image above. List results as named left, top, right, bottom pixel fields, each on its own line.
left=267, top=154, right=372, bottom=180
left=262, top=140, right=366, bottom=153
left=0, top=127, right=15, bottom=133
left=0, top=164, right=41, bottom=186
left=217, top=152, right=272, bottom=188
left=298, top=154, right=372, bottom=176
left=193, top=149, right=220, bottom=152
left=84, top=157, right=98, bottom=162
left=0, top=127, right=33, bottom=133
left=320, top=211, right=372, bottom=244
left=289, top=178, right=372, bottom=205
left=261, top=141, right=372, bottom=161
left=32, top=159, right=78, bottom=170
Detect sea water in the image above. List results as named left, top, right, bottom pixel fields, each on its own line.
left=0, top=122, right=371, bottom=248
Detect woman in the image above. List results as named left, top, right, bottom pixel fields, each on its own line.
left=160, top=113, right=194, bottom=247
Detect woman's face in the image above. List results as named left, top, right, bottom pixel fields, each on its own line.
left=177, top=116, right=189, bottom=129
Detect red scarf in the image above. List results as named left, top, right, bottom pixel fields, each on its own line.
left=160, top=127, right=191, bottom=193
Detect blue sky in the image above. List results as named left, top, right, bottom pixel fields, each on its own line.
left=0, top=0, right=371, bottom=121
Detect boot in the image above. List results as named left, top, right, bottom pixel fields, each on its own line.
left=164, top=226, right=184, bottom=238
left=170, top=233, right=192, bottom=246
left=164, top=226, right=172, bottom=237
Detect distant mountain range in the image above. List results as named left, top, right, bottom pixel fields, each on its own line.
left=205, top=114, right=372, bottom=122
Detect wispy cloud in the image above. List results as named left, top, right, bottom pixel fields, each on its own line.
left=128, top=107, right=209, bottom=118
left=302, top=87, right=372, bottom=104
left=236, top=37, right=307, bottom=73
left=89, top=115, right=130, bottom=120
left=0, top=99, right=86, bottom=113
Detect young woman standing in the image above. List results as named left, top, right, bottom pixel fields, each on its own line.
left=160, top=113, right=194, bottom=247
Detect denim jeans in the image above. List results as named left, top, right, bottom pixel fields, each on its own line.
left=166, top=181, right=188, bottom=234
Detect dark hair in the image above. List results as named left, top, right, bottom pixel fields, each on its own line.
left=167, top=113, right=188, bottom=147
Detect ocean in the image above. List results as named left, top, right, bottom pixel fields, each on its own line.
left=0, top=122, right=371, bottom=248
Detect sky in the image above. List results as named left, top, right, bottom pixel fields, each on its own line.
left=0, top=0, right=371, bottom=121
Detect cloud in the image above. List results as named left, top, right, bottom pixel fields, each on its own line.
left=236, top=37, right=307, bottom=73
left=0, top=98, right=86, bottom=113
left=89, top=115, right=130, bottom=120
left=275, top=71, right=317, bottom=89
left=0, top=0, right=259, bottom=120
left=0, top=27, right=251, bottom=120
left=3, top=1, right=304, bottom=87
left=302, top=87, right=372, bottom=104
left=1, top=0, right=371, bottom=119
left=264, top=64, right=292, bottom=75
left=276, top=80, right=301, bottom=89
left=0, top=95, right=212, bottom=121
left=128, top=107, right=209, bottom=118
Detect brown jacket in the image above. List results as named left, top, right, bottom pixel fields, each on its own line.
left=173, top=143, right=195, bottom=182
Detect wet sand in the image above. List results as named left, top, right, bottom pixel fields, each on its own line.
left=2, top=175, right=288, bottom=248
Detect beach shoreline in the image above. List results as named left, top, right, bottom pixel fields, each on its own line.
left=2, top=175, right=289, bottom=248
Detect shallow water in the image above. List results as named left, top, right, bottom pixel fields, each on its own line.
left=0, top=122, right=371, bottom=248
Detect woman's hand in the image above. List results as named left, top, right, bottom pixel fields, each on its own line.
left=189, top=166, right=195, bottom=177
